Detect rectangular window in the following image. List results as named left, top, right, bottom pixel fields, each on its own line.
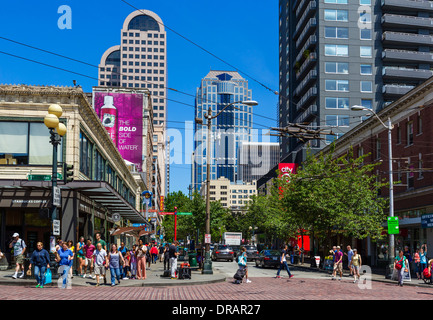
left=325, top=79, right=349, bottom=92
left=376, top=138, right=381, bottom=159
left=360, top=46, right=372, bottom=58
left=417, top=115, right=422, bottom=135
left=325, top=62, right=349, bottom=74
left=407, top=121, right=414, bottom=145
left=360, top=81, right=373, bottom=92
left=325, top=44, right=348, bottom=56
left=360, top=0, right=371, bottom=4
left=325, top=97, right=349, bottom=109
left=324, top=9, right=348, bottom=21
left=360, top=29, right=372, bottom=40
left=325, top=0, right=347, bottom=3
left=360, top=64, right=372, bottom=75
left=324, top=27, right=349, bottom=39
left=326, top=115, right=350, bottom=127
left=361, top=99, right=373, bottom=109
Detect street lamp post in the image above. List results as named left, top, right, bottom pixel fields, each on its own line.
left=351, top=105, right=395, bottom=276
left=195, top=100, right=258, bottom=274
left=44, top=104, right=67, bottom=276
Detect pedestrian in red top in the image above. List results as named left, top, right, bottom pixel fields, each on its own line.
left=332, top=246, right=343, bottom=281
left=151, top=244, right=159, bottom=264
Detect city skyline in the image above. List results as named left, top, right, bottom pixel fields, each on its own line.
left=0, top=0, right=279, bottom=194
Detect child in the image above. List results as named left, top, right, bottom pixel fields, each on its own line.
left=129, top=245, right=137, bottom=279
left=123, top=250, right=131, bottom=280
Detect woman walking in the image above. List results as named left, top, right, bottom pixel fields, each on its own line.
left=276, top=245, right=293, bottom=279
left=76, top=236, right=85, bottom=277
left=136, top=240, right=147, bottom=280
left=413, top=248, right=421, bottom=280
left=28, top=242, right=50, bottom=288
left=394, top=250, right=408, bottom=287
left=351, top=249, right=362, bottom=283
left=108, top=244, right=125, bottom=287
left=420, top=245, right=428, bottom=280
left=67, top=240, right=75, bottom=279
left=55, top=242, right=74, bottom=289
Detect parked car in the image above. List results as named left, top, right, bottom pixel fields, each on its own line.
left=255, top=250, right=281, bottom=268
left=244, top=245, right=259, bottom=261
left=211, top=244, right=234, bottom=262
left=231, top=245, right=241, bottom=258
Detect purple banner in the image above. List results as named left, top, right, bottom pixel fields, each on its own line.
left=93, top=91, right=143, bottom=172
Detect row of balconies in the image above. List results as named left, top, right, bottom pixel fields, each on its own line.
left=294, top=69, right=317, bottom=97
left=382, top=84, right=416, bottom=96
left=296, top=18, right=317, bottom=49
left=382, top=49, right=433, bottom=63
left=296, top=87, right=317, bottom=112
left=296, top=52, right=317, bottom=80
left=294, top=104, right=318, bottom=125
left=382, top=13, right=433, bottom=29
left=294, top=1, right=317, bottom=39
left=383, top=31, right=433, bottom=47
left=382, top=0, right=433, bottom=12
left=295, top=35, right=317, bottom=64
left=382, top=66, right=433, bottom=79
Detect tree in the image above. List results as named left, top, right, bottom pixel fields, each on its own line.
left=273, top=145, right=388, bottom=254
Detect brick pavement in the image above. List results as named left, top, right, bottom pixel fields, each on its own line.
left=0, top=277, right=432, bottom=300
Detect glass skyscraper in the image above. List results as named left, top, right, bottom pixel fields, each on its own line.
left=192, top=71, right=254, bottom=191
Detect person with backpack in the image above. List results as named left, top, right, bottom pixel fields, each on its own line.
left=238, top=247, right=251, bottom=283
left=9, top=233, right=26, bottom=279
left=394, top=250, right=408, bottom=287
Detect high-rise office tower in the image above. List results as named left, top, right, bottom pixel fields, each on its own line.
left=279, top=0, right=433, bottom=162
left=192, top=71, right=254, bottom=191
left=98, top=9, right=168, bottom=202
left=238, top=142, right=280, bottom=183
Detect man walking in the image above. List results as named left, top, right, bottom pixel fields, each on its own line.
left=345, top=245, right=354, bottom=277
left=332, top=246, right=344, bottom=281
left=9, top=233, right=26, bottom=279
left=169, top=241, right=179, bottom=279
left=276, top=244, right=294, bottom=279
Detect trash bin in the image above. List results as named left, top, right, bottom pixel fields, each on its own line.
left=189, top=252, right=198, bottom=268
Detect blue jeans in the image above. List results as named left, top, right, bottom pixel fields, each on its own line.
left=34, top=265, right=46, bottom=286
left=110, top=267, right=121, bottom=285
left=277, top=261, right=292, bottom=277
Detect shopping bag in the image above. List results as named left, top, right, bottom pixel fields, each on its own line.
left=44, top=269, right=52, bottom=284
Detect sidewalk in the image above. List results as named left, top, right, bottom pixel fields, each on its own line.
left=0, top=262, right=227, bottom=288
left=288, top=261, right=433, bottom=288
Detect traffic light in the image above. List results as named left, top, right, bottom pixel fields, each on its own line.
left=63, top=163, right=74, bottom=184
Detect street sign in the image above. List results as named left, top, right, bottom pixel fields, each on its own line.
left=53, top=186, right=61, bottom=207
left=205, top=234, right=211, bottom=244
left=387, top=216, right=399, bottom=234
left=421, top=214, right=433, bottom=229
left=53, top=219, right=60, bottom=236
left=28, top=174, right=62, bottom=181
left=177, top=212, right=193, bottom=216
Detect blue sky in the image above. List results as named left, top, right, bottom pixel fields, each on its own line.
left=0, top=0, right=279, bottom=194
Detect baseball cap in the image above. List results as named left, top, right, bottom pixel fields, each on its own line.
left=12, top=233, right=19, bottom=237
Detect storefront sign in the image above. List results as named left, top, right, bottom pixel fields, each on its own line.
left=421, top=214, right=433, bottom=229
left=387, top=216, right=399, bottom=234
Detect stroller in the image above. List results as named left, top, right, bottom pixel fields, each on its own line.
left=233, top=267, right=246, bottom=284
left=422, top=268, right=432, bottom=284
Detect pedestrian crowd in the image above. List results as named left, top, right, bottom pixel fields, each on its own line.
left=2, top=231, right=181, bottom=288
